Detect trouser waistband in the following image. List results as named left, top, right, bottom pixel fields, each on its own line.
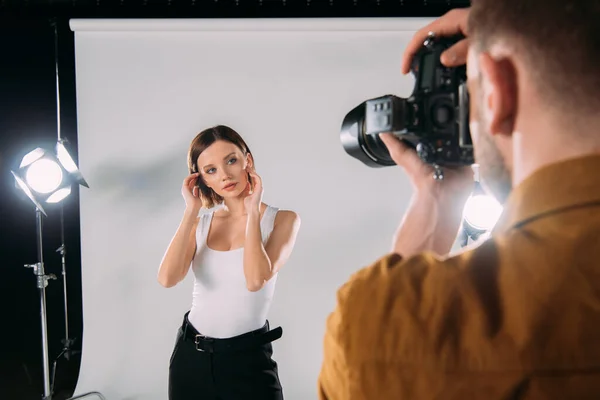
left=181, top=311, right=283, bottom=353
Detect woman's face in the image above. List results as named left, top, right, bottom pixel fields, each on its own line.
left=195, top=139, right=251, bottom=199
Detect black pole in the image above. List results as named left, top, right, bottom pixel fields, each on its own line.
left=58, top=204, right=72, bottom=352
left=51, top=17, right=61, bottom=141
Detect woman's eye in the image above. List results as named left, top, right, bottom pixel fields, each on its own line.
left=206, top=168, right=216, bottom=174
left=228, top=158, right=237, bottom=165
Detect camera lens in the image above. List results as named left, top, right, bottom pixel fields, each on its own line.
left=340, top=102, right=396, bottom=167
left=362, top=129, right=394, bottom=165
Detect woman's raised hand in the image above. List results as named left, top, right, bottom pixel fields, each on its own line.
left=182, top=173, right=204, bottom=213
left=244, top=166, right=263, bottom=214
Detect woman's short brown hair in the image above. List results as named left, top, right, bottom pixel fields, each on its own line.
left=187, top=125, right=252, bottom=209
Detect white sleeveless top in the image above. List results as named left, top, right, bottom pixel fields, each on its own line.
left=188, top=205, right=280, bottom=339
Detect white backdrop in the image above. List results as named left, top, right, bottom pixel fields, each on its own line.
left=70, top=18, right=434, bottom=400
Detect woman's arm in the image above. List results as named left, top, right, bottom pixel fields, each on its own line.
left=158, top=172, right=203, bottom=288
left=243, top=210, right=301, bottom=292
left=157, top=209, right=199, bottom=288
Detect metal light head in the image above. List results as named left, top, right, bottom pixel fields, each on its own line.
left=57, top=138, right=89, bottom=188
left=11, top=142, right=88, bottom=215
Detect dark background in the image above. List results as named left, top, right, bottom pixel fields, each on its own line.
left=0, top=1, right=469, bottom=398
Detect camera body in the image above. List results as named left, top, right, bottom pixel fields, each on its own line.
left=340, top=34, right=473, bottom=168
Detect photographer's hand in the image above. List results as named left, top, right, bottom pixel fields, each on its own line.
left=380, top=133, right=473, bottom=258
left=401, top=7, right=471, bottom=75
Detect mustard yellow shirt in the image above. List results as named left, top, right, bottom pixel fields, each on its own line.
left=318, top=154, right=600, bottom=400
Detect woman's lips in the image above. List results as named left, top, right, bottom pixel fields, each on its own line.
left=222, top=183, right=237, bottom=191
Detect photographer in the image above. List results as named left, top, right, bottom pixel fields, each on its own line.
left=318, top=1, right=600, bottom=399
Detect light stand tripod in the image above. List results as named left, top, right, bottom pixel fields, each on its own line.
left=24, top=208, right=57, bottom=400
left=23, top=206, right=106, bottom=400
left=16, top=17, right=107, bottom=400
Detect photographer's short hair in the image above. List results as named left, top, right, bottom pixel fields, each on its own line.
left=187, top=125, right=252, bottom=209
left=469, top=0, right=600, bottom=114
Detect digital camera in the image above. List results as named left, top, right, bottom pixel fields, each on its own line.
left=340, top=34, right=473, bottom=170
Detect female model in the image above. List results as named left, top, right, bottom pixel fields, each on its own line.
left=158, top=125, right=301, bottom=400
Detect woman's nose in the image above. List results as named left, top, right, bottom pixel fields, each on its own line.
left=220, top=169, right=233, bottom=181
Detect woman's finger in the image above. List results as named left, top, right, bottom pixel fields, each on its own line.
left=187, top=177, right=197, bottom=192
left=184, top=172, right=200, bottom=184
left=250, top=173, right=262, bottom=190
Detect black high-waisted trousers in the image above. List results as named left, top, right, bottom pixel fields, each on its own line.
left=168, top=312, right=284, bottom=400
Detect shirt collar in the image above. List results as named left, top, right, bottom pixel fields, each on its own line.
left=492, top=154, right=600, bottom=234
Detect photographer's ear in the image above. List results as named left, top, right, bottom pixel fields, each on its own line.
left=478, top=51, right=517, bottom=137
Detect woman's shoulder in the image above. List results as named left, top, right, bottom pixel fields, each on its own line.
left=262, top=202, right=292, bottom=214
left=266, top=204, right=300, bottom=227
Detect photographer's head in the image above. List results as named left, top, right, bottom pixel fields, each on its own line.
left=466, top=0, right=600, bottom=202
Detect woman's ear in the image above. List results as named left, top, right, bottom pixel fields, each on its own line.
left=246, top=153, right=254, bottom=169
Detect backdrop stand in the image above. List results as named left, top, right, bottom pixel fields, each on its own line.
left=50, top=17, right=105, bottom=400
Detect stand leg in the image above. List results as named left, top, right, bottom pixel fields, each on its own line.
left=36, top=209, right=52, bottom=400
left=40, top=286, right=51, bottom=399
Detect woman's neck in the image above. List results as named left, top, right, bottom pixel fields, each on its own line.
left=220, top=197, right=247, bottom=217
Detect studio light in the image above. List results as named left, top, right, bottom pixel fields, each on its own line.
left=8, top=17, right=104, bottom=400
left=11, top=141, right=88, bottom=216
left=464, top=193, right=503, bottom=232
left=10, top=139, right=89, bottom=400
left=462, top=180, right=503, bottom=242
